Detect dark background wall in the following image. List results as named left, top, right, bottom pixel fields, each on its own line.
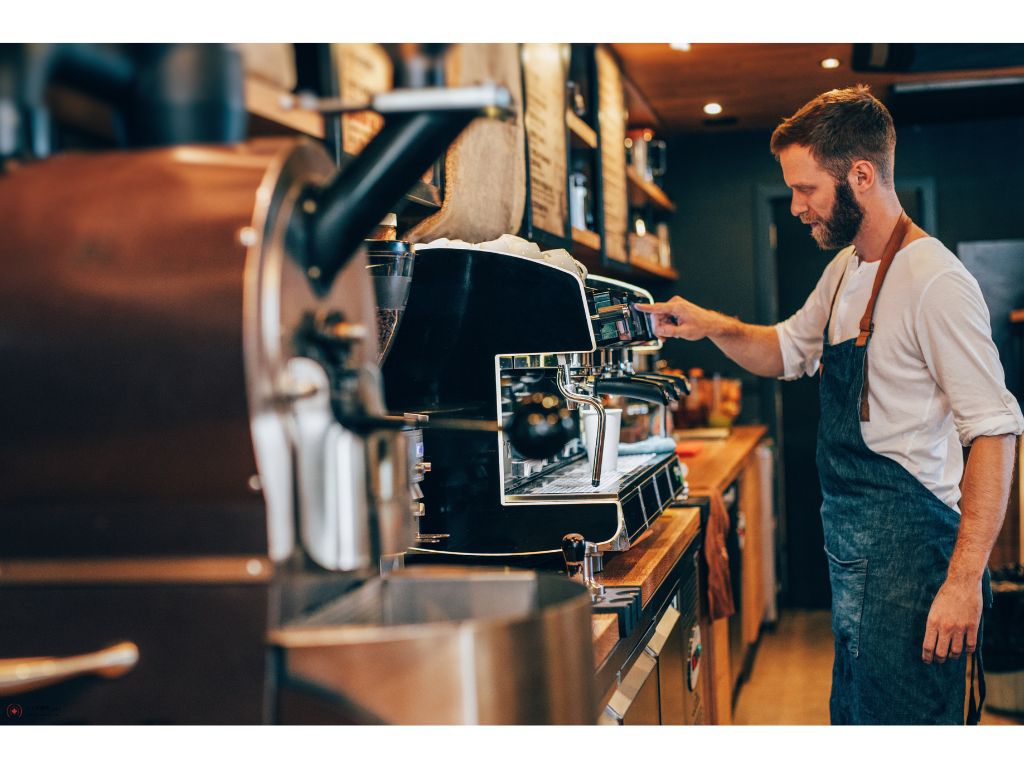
left=653, top=116, right=1024, bottom=422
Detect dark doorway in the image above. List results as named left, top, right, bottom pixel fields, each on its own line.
left=766, top=182, right=934, bottom=609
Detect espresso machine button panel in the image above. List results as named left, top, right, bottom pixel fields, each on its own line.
left=585, top=275, right=660, bottom=351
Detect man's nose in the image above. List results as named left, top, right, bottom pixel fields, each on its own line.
left=791, top=197, right=808, bottom=218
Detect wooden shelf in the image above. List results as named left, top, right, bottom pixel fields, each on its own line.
left=571, top=228, right=602, bottom=275
left=244, top=76, right=324, bottom=138
left=1011, top=309, right=1024, bottom=323
left=566, top=110, right=598, bottom=149
left=572, top=227, right=678, bottom=283
left=629, top=259, right=678, bottom=282
left=571, top=227, right=601, bottom=254
left=626, top=165, right=675, bottom=212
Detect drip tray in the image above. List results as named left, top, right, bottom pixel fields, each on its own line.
left=506, top=452, right=669, bottom=501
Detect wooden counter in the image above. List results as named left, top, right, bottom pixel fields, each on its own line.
left=601, top=505, right=701, bottom=607
left=585, top=426, right=772, bottom=723
left=681, top=423, right=770, bottom=725
left=590, top=505, right=701, bottom=669
left=591, top=614, right=619, bottom=669
left=683, top=424, right=768, bottom=496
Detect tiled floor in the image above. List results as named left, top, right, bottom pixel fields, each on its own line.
left=732, top=609, right=1023, bottom=726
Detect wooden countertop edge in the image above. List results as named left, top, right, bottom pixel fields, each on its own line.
left=685, top=424, right=768, bottom=497
left=591, top=614, right=620, bottom=668
left=591, top=505, right=702, bottom=667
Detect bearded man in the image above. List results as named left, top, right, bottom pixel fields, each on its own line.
left=638, top=85, right=1023, bottom=725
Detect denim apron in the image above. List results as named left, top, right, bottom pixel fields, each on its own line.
left=817, top=212, right=990, bottom=725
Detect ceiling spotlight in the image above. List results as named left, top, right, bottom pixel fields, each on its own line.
left=703, top=102, right=723, bottom=116
left=670, top=43, right=692, bottom=52
left=820, top=57, right=841, bottom=69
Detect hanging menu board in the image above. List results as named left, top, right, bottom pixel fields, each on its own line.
left=596, top=46, right=628, bottom=263
left=335, top=44, right=392, bottom=157
left=521, top=43, right=569, bottom=240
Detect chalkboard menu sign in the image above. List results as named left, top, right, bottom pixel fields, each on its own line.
left=521, top=43, right=569, bottom=243
left=336, top=44, right=392, bottom=157
left=596, top=46, right=628, bottom=263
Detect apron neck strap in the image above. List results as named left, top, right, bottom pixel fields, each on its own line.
left=855, top=210, right=912, bottom=422
left=854, top=211, right=911, bottom=348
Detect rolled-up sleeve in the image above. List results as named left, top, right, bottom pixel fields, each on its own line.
left=774, top=251, right=847, bottom=381
left=915, top=269, right=1024, bottom=445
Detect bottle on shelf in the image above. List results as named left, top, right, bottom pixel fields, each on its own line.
left=569, top=157, right=595, bottom=232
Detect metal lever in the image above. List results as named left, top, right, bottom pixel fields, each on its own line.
left=556, top=362, right=605, bottom=487
left=281, top=83, right=514, bottom=119
left=631, top=374, right=683, bottom=401
left=0, top=641, right=140, bottom=696
left=561, top=533, right=605, bottom=601
left=639, top=371, right=692, bottom=397
left=594, top=377, right=672, bottom=405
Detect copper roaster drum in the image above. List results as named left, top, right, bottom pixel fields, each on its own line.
left=0, top=138, right=372, bottom=560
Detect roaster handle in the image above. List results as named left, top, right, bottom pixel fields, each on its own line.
left=0, top=641, right=140, bottom=696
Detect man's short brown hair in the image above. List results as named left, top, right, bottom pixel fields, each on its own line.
left=770, top=85, right=897, bottom=185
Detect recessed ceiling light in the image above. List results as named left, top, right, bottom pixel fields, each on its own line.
left=820, top=57, right=841, bottom=69
left=703, top=102, right=723, bottom=116
left=670, top=43, right=692, bottom=52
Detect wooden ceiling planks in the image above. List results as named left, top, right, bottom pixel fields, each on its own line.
left=611, top=43, right=1024, bottom=136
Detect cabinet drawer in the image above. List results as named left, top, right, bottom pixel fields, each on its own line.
left=601, top=650, right=660, bottom=725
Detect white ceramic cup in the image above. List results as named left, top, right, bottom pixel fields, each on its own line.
left=582, top=407, right=622, bottom=476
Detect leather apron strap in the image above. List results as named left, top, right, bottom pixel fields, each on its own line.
left=967, top=614, right=987, bottom=725
left=853, top=211, right=912, bottom=421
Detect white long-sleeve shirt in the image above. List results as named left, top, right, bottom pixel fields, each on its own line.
left=775, top=237, right=1023, bottom=510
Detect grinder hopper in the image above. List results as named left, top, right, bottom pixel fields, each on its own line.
left=365, top=239, right=415, bottom=364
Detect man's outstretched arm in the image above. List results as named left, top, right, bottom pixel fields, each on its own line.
left=636, top=296, right=785, bottom=378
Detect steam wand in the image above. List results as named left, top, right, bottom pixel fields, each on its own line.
left=556, top=357, right=606, bottom=487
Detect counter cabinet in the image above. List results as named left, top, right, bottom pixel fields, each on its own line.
left=585, top=426, right=773, bottom=725
left=598, top=528, right=708, bottom=729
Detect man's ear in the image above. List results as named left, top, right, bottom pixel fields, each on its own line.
left=849, top=159, right=875, bottom=191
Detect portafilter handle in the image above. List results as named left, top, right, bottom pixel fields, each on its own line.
left=336, top=394, right=575, bottom=460
left=561, top=533, right=585, bottom=579
left=640, top=371, right=692, bottom=397
left=561, top=533, right=605, bottom=601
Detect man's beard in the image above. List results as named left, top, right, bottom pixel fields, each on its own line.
left=805, top=178, right=864, bottom=250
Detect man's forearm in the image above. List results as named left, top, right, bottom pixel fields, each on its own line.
left=949, top=433, right=1017, bottom=583
left=704, top=311, right=785, bottom=378
left=636, top=297, right=785, bottom=378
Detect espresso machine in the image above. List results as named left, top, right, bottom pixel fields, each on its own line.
left=0, top=43, right=596, bottom=725
left=382, top=246, right=691, bottom=560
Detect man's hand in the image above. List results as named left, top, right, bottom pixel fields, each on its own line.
left=921, top=578, right=983, bottom=664
left=636, top=296, right=786, bottom=378
left=635, top=296, right=717, bottom=341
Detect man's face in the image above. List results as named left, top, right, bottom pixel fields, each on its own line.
left=778, top=145, right=864, bottom=250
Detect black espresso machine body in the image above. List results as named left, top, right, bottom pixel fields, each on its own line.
left=382, top=247, right=688, bottom=559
